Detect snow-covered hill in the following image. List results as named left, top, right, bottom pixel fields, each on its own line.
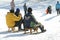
left=0, top=0, right=60, bottom=40
left=0, top=0, right=58, bottom=10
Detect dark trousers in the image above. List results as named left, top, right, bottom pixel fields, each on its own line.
left=56, top=9, right=60, bottom=15
left=38, top=25, right=45, bottom=32
left=48, top=10, right=51, bottom=14
left=24, top=10, right=27, bottom=15
left=15, top=18, right=23, bottom=31
left=49, top=11, right=51, bottom=14
left=22, top=19, right=25, bottom=30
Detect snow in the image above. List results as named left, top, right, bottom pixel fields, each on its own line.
left=0, top=0, right=60, bottom=40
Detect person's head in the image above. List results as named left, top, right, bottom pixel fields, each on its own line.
left=16, top=8, right=20, bottom=13
left=10, top=9, right=14, bottom=13
left=57, top=1, right=59, bottom=4
left=15, top=8, right=20, bottom=16
left=48, top=5, right=51, bottom=8
left=28, top=7, right=32, bottom=13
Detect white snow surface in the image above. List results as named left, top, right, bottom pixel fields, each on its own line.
left=0, top=0, right=60, bottom=40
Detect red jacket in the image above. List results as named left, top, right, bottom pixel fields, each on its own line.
left=46, top=9, right=48, bottom=14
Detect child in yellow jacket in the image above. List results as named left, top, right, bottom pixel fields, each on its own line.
left=6, top=9, right=22, bottom=32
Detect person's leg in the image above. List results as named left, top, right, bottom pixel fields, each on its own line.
left=11, top=27, right=15, bottom=32
left=39, top=26, right=43, bottom=32
left=39, top=25, right=46, bottom=32
left=50, top=11, right=51, bottom=14
left=34, top=28, right=36, bottom=32
left=57, top=11, right=58, bottom=15
left=18, top=19, right=25, bottom=31
left=22, top=19, right=25, bottom=30
left=17, top=21, right=21, bottom=31
left=36, top=27, right=38, bottom=33
left=17, top=19, right=23, bottom=31
left=30, top=28, right=32, bottom=34
left=33, top=27, right=38, bottom=33
left=18, top=24, right=21, bottom=31
left=49, top=10, right=51, bottom=14
left=57, top=9, right=59, bottom=15
left=8, top=27, right=10, bottom=32
left=23, top=23, right=25, bottom=30
left=24, top=28, right=27, bottom=34
left=59, top=9, right=60, bottom=14
left=25, top=11, right=26, bottom=15
left=57, top=10, right=59, bottom=15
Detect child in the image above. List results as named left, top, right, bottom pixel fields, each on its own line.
left=46, top=6, right=52, bottom=14
left=15, top=8, right=23, bottom=31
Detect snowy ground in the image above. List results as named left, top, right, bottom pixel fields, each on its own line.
left=0, top=0, right=60, bottom=40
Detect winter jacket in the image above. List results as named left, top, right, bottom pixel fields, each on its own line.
left=24, top=13, right=37, bottom=28
left=6, top=12, right=21, bottom=28
left=47, top=6, right=52, bottom=14
left=56, top=3, right=60, bottom=9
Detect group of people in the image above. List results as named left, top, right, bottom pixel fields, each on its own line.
left=5, top=0, right=60, bottom=34
left=46, top=1, right=60, bottom=15
left=6, top=0, right=46, bottom=34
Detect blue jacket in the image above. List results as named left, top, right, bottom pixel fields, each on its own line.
left=56, top=3, right=60, bottom=9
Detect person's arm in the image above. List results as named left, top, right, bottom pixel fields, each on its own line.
left=31, top=14, right=38, bottom=24
left=12, top=14, right=21, bottom=21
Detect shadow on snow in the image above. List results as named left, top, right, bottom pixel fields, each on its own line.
left=45, top=15, right=57, bottom=21
left=4, top=33, right=29, bottom=38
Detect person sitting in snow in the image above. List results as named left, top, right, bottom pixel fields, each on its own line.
left=46, top=5, right=52, bottom=14
left=24, top=7, right=46, bottom=34
left=14, top=8, right=23, bottom=31
left=56, top=1, right=60, bottom=15
left=6, top=9, right=21, bottom=32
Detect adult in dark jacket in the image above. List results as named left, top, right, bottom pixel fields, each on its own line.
left=15, top=8, right=23, bottom=31
left=47, top=5, right=52, bottom=14
left=23, top=3, right=27, bottom=15
left=24, top=7, right=38, bottom=34
left=56, top=1, right=60, bottom=15
left=24, top=7, right=46, bottom=34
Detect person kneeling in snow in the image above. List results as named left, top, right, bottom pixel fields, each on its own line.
left=6, top=9, right=21, bottom=32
